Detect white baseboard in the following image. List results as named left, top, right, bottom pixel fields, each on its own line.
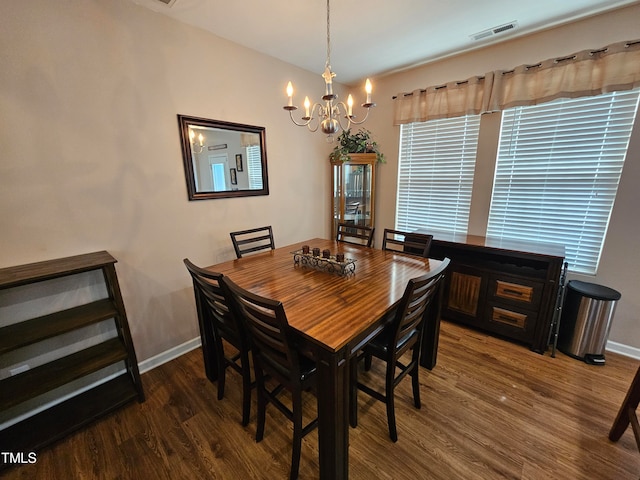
left=138, top=337, right=201, bottom=374
left=607, top=340, right=640, bottom=361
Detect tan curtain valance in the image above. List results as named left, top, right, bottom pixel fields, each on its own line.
left=392, top=74, right=494, bottom=124
left=393, top=39, right=640, bottom=125
left=241, top=132, right=260, bottom=147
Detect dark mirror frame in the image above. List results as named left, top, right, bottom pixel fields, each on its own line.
left=178, top=114, right=269, bottom=200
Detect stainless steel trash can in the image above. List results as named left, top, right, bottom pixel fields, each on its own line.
left=557, top=280, right=621, bottom=365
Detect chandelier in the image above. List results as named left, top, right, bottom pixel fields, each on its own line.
left=283, top=0, right=375, bottom=142
left=188, top=128, right=204, bottom=153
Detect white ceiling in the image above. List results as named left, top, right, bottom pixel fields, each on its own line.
left=130, top=0, right=638, bottom=84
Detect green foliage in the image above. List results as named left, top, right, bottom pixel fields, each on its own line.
left=329, top=129, right=385, bottom=163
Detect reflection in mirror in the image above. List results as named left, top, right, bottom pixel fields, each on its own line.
left=178, top=115, right=269, bottom=200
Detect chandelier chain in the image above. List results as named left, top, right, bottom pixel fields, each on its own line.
left=326, top=0, right=331, bottom=69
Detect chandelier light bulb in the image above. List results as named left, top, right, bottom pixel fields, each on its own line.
left=286, top=82, right=294, bottom=107
left=304, top=96, right=311, bottom=118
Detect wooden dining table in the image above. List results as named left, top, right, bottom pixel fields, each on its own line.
left=207, top=238, right=445, bottom=480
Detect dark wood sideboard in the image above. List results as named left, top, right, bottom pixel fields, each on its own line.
left=419, top=230, right=565, bottom=353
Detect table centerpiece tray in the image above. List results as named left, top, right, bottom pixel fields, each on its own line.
left=291, top=249, right=356, bottom=276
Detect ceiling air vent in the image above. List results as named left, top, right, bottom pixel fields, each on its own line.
left=471, top=21, right=518, bottom=42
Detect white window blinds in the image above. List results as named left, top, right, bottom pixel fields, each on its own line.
left=246, top=145, right=263, bottom=189
left=488, top=89, right=640, bottom=274
left=396, top=115, right=480, bottom=234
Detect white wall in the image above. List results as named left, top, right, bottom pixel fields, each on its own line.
left=364, top=3, right=640, bottom=351
left=0, top=0, right=334, bottom=361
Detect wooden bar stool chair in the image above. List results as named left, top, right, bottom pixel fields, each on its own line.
left=222, top=276, right=318, bottom=480
left=350, top=258, right=449, bottom=442
left=336, top=222, right=375, bottom=247
left=382, top=228, right=433, bottom=257
left=230, top=226, right=275, bottom=258
left=184, top=259, right=253, bottom=426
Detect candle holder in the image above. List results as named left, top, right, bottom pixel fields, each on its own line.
left=291, top=248, right=356, bottom=276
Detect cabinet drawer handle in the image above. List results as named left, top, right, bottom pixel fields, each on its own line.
left=492, top=307, right=527, bottom=329
left=495, top=281, right=534, bottom=303
left=503, top=288, right=523, bottom=296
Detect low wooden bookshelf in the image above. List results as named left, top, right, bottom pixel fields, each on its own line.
left=0, top=251, right=144, bottom=458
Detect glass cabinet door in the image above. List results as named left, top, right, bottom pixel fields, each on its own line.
left=331, top=153, right=376, bottom=238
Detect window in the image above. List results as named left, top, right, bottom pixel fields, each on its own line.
left=396, top=115, right=480, bottom=234
left=246, top=145, right=263, bottom=190
left=488, top=89, right=640, bottom=274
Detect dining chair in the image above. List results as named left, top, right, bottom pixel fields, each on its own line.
left=336, top=222, right=375, bottom=247
left=229, top=226, right=275, bottom=258
left=221, top=276, right=318, bottom=480
left=382, top=228, right=433, bottom=257
left=183, top=259, right=253, bottom=426
left=349, top=258, right=450, bottom=442
left=345, top=201, right=360, bottom=215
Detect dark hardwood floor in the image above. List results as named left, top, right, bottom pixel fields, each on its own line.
left=3, top=321, right=639, bottom=479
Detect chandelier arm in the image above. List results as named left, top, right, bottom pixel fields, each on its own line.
left=288, top=113, right=311, bottom=127
left=312, top=102, right=326, bottom=117
left=287, top=105, right=324, bottom=132
left=306, top=103, right=325, bottom=132
left=344, top=107, right=373, bottom=126
left=332, top=102, right=352, bottom=132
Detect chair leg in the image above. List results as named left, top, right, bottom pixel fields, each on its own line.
left=241, top=353, right=252, bottom=426
left=290, top=389, right=303, bottom=480
left=364, top=352, right=373, bottom=371
left=609, top=365, right=640, bottom=443
left=255, top=376, right=266, bottom=442
left=411, top=363, right=421, bottom=409
left=386, top=362, right=398, bottom=442
left=216, top=361, right=226, bottom=401
left=211, top=336, right=226, bottom=400
left=349, top=355, right=359, bottom=428
left=411, top=349, right=422, bottom=409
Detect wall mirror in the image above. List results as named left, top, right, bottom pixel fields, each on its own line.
left=178, top=115, right=269, bottom=200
